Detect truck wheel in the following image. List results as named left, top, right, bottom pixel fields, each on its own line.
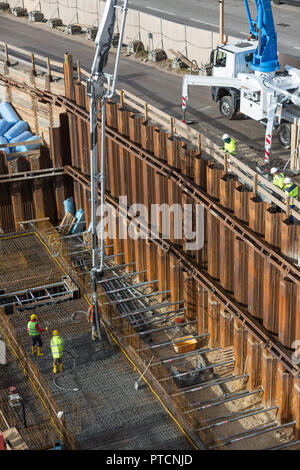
left=277, top=123, right=291, bottom=149
left=219, top=96, right=235, bottom=120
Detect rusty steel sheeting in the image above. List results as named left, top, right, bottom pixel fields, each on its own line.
left=64, top=165, right=300, bottom=377
left=2, top=74, right=299, bottom=287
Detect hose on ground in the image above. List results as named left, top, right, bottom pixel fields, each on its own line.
left=53, top=349, right=79, bottom=392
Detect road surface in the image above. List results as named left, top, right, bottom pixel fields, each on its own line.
left=0, top=13, right=289, bottom=164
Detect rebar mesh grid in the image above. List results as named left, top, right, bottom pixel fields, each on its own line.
left=0, top=335, right=61, bottom=449
left=0, top=233, right=63, bottom=292
left=0, top=227, right=297, bottom=450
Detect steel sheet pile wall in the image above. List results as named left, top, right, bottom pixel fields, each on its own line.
left=60, top=54, right=300, bottom=441
left=0, top=60, right=71, bottom=232
left=1, top=53, right=300, bottom=445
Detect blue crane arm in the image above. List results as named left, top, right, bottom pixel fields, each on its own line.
left=243, top=0, right=280, bottom=73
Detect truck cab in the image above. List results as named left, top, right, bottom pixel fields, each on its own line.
left=210, top=40, right=257, bottom=118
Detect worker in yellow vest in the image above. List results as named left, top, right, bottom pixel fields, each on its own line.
left=26, top=314, right=48, bottom=356
left=222, top=134, right=236, bottom=156
left=50, top=330, right=64, bottom=374
left=284, top=177, right=298, bottom=222
left=270, top=167, right=285, bottom=190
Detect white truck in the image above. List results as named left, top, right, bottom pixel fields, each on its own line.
left=182, top=1, right=300, bottom=163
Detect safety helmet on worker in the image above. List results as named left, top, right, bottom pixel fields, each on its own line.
left=222, top=134, right=230, bottom=141
left=53, top=330, right=59, bottom=336
left=30, top=314, right=37, bottom=321
left=270, top=167, right=278, bottom=175
left=284, top=177, right=292, bottom=185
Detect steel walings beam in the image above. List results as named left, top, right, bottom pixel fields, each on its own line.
left=64, top=165, right=300, bottom=377
left=2, top=73, right=299, bottom=285
left=63, top=132, right=300, bottom=286
left=208, top=421, right=296, bottom=449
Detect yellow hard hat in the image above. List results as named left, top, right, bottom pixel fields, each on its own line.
left=30, top=314, right=37, bottom=321
left=53, top=330, right=59, bottom=336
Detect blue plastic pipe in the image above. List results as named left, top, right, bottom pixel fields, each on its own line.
left=0, top=119, right=14, bottom=137
left=63, top=197, right=76, bottom=216
left=4, top=121, right=29, bottom=142
left=0, top=136, right=10, bottom=153
left=0, top=101, right=20, bottom=122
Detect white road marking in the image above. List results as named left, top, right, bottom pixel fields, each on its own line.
left=199, top=106, right=212, bottom=111
left=294, top=46, right=300, bottom=50
left=239, top=32, right=249, bottom=36
left=146, top=7, right=175, bottom=16
left=189, top=18, right=218, bottom=28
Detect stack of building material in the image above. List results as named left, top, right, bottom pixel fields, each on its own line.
left=61, top=197, right=86, bottom=234
left=0, top=101, right=41, bottom=155
left=59, top=211, right=76, bottom=236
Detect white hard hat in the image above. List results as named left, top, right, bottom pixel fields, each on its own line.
left=270, top=167, right=278, bottom=174
left=222, top=134, right=230, bottom=140
left=284, top=177, right=292, bottom=185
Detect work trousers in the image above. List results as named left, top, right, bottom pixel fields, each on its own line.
left=53, top=357, right=63, bottom=365
left=31, top=335, right=43, bottom=347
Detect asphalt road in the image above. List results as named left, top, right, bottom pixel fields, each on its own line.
left=126, top=0, right=300, bottom=58
left=0, top=13, right=288, bottom=163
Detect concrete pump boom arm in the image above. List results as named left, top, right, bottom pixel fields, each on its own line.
left=182, top=75, right=242, bottom=117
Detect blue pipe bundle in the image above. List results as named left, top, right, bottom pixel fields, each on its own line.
left=0, top=136, right=10, bottom=154
left=0, top=101, right=20, bottom=122
left=15, top=135, right=41, bottom=153
left=4, top=121, right=29, bottom=142
left=0, top=119, right=14, bottom=136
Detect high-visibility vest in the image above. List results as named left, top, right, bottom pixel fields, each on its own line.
left=224, top=139, right=236, bottom=156
left=284, top=182, right=298, bottom=205
left=273, top=172, right=285, bottom=190
left=27, top=321, right=39, bottom=336
left=50, top=336, right=64, bottom=359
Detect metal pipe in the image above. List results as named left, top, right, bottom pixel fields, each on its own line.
left=101, top=289, right=171, bottom=306
left=97, top=270, right=147, bottom=284
left=100, top=262, right=136, bottom=272
left=98, top=279, right=158, bottom=296
left=196, top=406, right=278, bottom=432
left=131, top=309, right=186, bottom=327
left=136, top=333, right=210, bottom=352
left=106, top=0, right=128, bottom=99
left=208, top=421, right=296, bottom=449
left=266, top=439, right=300, bottom=450
left=112, top=300, right=183, bottom=320
left=104, top=252, right=125, bottom=259
left=199, top=404, right=260, bottom=425
left=123, top=319, right=198, bottom=338
left=185, top=388, right=263, bottom=413
left=159, top=359, right=235, bottom=384
left=151, top=347, right=222, bottom=368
